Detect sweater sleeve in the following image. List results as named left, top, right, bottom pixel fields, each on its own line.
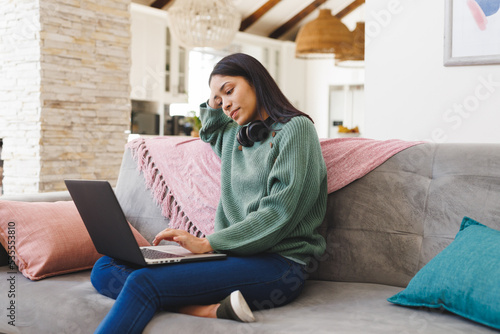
left=199, top=102, right=233, bottom=157
left=206, top=118, right=327, bottom=256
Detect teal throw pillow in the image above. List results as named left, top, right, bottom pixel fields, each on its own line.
left=388, top=216, right=500, bottom=330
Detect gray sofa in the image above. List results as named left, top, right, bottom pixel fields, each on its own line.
left=1, top=142, right=499, bottom=333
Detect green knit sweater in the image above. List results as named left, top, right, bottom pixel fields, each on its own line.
left=199, top=102, right=327, bottom=265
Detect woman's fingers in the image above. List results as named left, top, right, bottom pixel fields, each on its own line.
left=152, top=228, right=213, bottom=254
left=152, top=228, right=181, bottom=245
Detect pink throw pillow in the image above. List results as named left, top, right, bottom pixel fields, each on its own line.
left=0, top=201, right=150, bottom=280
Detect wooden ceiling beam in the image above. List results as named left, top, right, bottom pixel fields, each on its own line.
left=148, top=0, right=365, bottom=40
left=150, top=0, right=172, bottom=9
left=240, top=0, right=282, bottom=31
left=336, top=0, right=365, bottom=19
left=268, top=0, right=327, bottom=39
left=268, top=0, right=365, bottom=39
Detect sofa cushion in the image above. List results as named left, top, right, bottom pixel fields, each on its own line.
left=0, top=200, right=150, bottom=280
left=388, top=216, right=500, bottom=330
left=0, top=266, right=493, bottom=334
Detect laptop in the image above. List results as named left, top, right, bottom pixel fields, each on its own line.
left=64, top=179, right=226, bottom=266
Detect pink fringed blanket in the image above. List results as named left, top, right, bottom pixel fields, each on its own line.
left=126, top=137, right=423, bottom=237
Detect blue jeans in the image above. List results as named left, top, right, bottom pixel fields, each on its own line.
left=91, top=253, right=306, bottom=334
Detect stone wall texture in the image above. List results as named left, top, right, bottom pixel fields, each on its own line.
left=0, top=0, right=131, bottom=194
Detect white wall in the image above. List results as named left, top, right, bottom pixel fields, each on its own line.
left=279, top=42, right=307, bottom=114
left=303, top=59, right=365, bottom=139
left=365, top=0, right=500, bottom=143
left=299, top=6, right=366, bottom=139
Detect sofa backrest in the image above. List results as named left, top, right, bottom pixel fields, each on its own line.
left=115, top=149, right=172, bottom=244
left=116, top=142, right=500, bottom=288
left=310, top=143, right=500, bottom=287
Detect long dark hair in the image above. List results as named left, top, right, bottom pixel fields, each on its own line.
left=209, top=53, right=314, bottom=124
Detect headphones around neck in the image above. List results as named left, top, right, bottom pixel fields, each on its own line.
left=237, top=117, right=274, bottom=147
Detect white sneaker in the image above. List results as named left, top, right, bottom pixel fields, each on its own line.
left=216, top=290, right=256, bottom=323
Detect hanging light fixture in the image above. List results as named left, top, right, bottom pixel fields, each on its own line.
left=166, top=0, right=241, bottom=50
left=295, top=9, right=353, bottom=59
left=335, top=21, right=365, bottom=67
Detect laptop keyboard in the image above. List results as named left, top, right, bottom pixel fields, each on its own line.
left=141, top=248, right=185, bottom=259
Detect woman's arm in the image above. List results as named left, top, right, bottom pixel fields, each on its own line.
left=199, top=102, right=234, bottom=157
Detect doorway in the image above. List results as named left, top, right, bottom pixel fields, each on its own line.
left=328, top=84, right=364, bottom=138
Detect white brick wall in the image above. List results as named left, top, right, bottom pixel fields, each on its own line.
left=0, top=0, right=131, bottom=194
left=0, top=0, right=42, bottom=194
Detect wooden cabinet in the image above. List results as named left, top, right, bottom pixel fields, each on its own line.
left=130, top=5, right=164, bottom=102
left=164, top=26, right=189, bottom=103
left=130, top=4, right=188, bottom=105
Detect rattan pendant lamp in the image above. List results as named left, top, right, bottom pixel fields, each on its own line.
left=335, top=21, right=365, bottom=67
left=166, top=0, right=241, bottom=49
left=295, top=8, right=353, bottom=59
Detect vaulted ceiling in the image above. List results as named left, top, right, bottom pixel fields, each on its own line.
left=131, top=0, right=365, bottom=42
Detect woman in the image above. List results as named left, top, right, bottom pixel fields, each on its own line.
left=90, top=53, right=327, bottom=333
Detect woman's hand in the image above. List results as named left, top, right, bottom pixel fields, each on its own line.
left=207, top=95, right=221, bottom=109
left=152, top=228, right=214, bottom=254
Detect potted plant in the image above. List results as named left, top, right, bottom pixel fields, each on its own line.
left=185, top=111, right=202, bottom=137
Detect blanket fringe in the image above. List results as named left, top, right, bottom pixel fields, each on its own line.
left=127, top=139, right=205, bottom=238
